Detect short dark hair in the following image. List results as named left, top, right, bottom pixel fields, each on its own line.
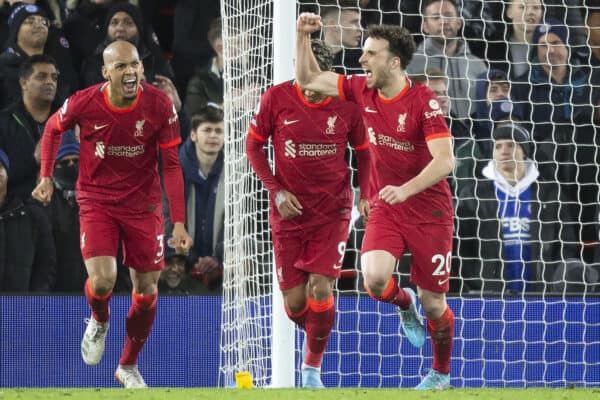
left=311, top=39, right=334, bottom=71
left=207, top=17, right=222, bottom=44
left=487, top=69, right=509, bottom=82
left=421, top=0, right=458, bottom=15
left=191, top=104, right=224, bottom=130
left=319, top=0, right=360, bottom=19
left=19, top=54, right=58, bottom=80
left=366, top=24, right=416, bottom=69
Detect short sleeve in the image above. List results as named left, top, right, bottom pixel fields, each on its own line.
left=419, top=88, right=451, bottom=141
left=338, top=74, right=366, bottom=106
left=56, top=95, right=80, bottom=132
left=248, top=88, right=274, bottom=142
left=158, top=98, right=182, bottom=148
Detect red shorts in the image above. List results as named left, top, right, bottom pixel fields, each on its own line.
left=361, top=207, right=453, bottom=293
left=272, top=219, right=350, bottom=291
left=79, top=202, right=165, bottom=272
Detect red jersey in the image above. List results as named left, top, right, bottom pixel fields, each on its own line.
left=41, top=82, right=182, bottom=214
left=338, top=74, right=453, bottom=224
left=248, top=81, right=369, bottom=232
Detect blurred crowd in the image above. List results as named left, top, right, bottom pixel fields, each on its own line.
left=0, top=0, right=598, bottom=295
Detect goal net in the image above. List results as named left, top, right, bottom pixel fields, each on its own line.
left=220, top=0, right=600, bottom=388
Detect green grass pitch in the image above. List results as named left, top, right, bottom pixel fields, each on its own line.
left=0, top=388, right=596, bottom=400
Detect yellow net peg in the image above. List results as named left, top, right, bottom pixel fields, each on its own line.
left=235, top=371, right=253, bottom=389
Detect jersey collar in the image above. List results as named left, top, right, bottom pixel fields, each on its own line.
left=293, top=82, right=333, bottom=108
left=101, top=82, right=142, bottom=113
left=378, top=76, right=412, bottom=104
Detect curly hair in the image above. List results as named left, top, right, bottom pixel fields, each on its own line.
left=311, top=39, right=335, bottom=71
left=367, top=25, right=416, bottom=69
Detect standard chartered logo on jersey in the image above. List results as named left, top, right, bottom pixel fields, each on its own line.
left=284, top=139, right=296, bottom=158
left=284, top=139, right=336, bottom=158
left=95, top=141, right=105, bottom=159
left=367, top=127, right=414, bottom=152
left=94, top=141, right=145, bottom=158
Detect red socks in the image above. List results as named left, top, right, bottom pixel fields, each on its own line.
left=366, top=277, right=411, bottom=310
left=303, top=296, right=335, bottom=368
left=119, top=290, right=158, bottom=366
left=284, top=301, right=309, bottom=329
left=428, top=306, right=454, bottom=374
left=84, top=279, right=112, bottom=323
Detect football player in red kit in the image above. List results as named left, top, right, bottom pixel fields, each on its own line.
left=246, top=40, right=371, bottom=388
left=32, top=40, right=192, bottom=388
left=295, top=14, right=455, bottom=390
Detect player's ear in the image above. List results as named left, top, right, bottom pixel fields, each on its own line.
left=19, top=77, right=27, bottom=92
left=101, top=65, right=109, bottom=81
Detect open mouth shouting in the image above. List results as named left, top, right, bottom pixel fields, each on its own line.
left=122, top=76, right=138, bottom=96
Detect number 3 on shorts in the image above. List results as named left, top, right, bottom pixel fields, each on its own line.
left=431, top=251, right=451, bottom=276
left=156, top=234, right=165, bottom=258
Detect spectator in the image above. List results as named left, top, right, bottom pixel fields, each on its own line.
left=48, top=129, right=87, bottom=292
left=80, top=1, right=173, bottom=86
left=1, top=0, right=71, bottom=51
left=512, top=19, right=600, bottom=262
left=0, top=54, right=59, bottom=201
left=171, top=0, right=220, bottom=99
left=406, top=0, right=488, bottom=121
left=471, top=69, right=523, bottom=157
left=63, top=0, right=132, bottom=68
left=455, top=123, right=580, bottom=293
left=410, top=68, right=470, bottom=145
left=0, top=2, right=78, bottom=108
left=185, top=17, right=223, bottom=117
left=319, top=0, right=363, bottom=74
left=544, top=0, right=587, bottom=49
left=158, top=244, right=204, bottom=295
left=0, top=148, right=56, bottom=292
left=411, top=69, right=479, bottom=191
left=164, top=105, right=225, bottom=291
left=490, top=0, right=544, bottom=78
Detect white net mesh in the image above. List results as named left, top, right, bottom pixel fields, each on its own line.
left=219, top=0, right=274, bottom=388
left=220, top=0, right=600, bottom=388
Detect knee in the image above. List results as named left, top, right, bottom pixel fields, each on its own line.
left=362, top=271, right=389, bottom=297
left=89, top=276, right=114, bottom=296
left=136, top=282, right=158, bottom=296
left=311, top=284, right=333, bottom=301
left=285, top=296, right=307, bottom=314
left=283, top=287, right=307, bottom=314
left=308, top=278, right=333, bottom=301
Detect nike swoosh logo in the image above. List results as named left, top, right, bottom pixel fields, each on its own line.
left=94, top=124, right=109, bottom=130
left=438, top=277, right=450, bottom=285
left=365, top=107, right=377, bottom=113
left=333, top=264, right=342, bottom=270
left=284, top=119, right=299, bottom=125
